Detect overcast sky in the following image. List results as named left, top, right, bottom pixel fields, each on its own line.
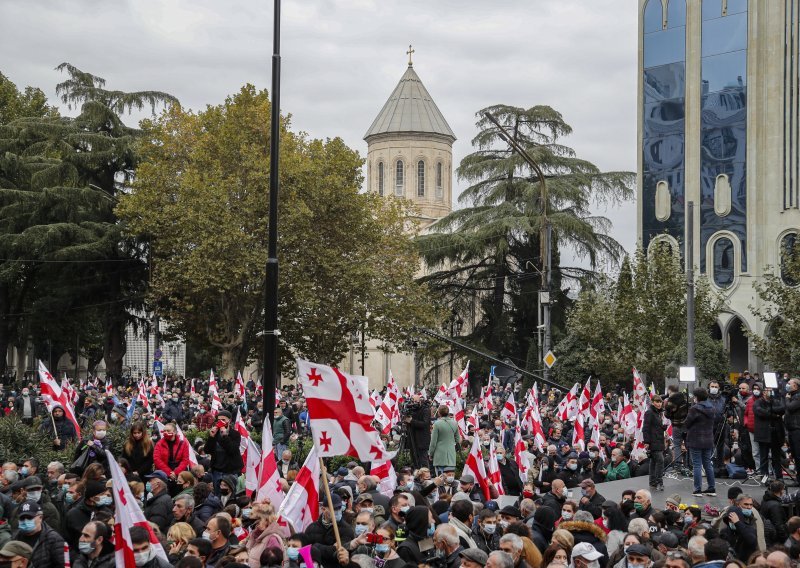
left=1, top=0, right=638, bottom=266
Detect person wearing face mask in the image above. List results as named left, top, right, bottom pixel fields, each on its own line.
left=153, top=423, right=190, bottom=491
left=74, top=520, right=114, bottom=568
left=162, top=393, right=184, bottom=424
left=570, top=542, right=605, bottom=568
left=278, top=449, right=299, bottom=480
left=759, top=480, right=788, bottom=545
left=203, top=515, right=233, bottom=567
left=706, top=381, right=728, bottom=474
left=205, top=410, right=244, bottom=495
left=14, top=387, right=39, bottom=425
left=304, top=493, right=355, bottom=565
left=13, top=476, right=60, bottom=531
left=343, top=511, right=375, bottom=556
left=495, top=447, right=523, bottom=495
left=64, top=480, right=105, bottom=553
left=719, top=496, right=762, bottom=561
left=744, top=382, right=762, bottom=473
left=71, top=420, right=110, bottom=476
left=558, top=455, right=584, bottom=488
left=684, top=388, right=718, bottom=496
left=245, top=502, right=289, bottom=568
left=578, top=479, right=605, bottom=519
left=143, top=471, right=174, bottom=533
left=541, top=479, right=568, bottom=513
left=11, top=500, right=65, bottom=568
left=623, top=543, right=653, bottom=568
left=130, top=525, right=172, bottom=568
left=396, top=506, right=437, bottom=564
left=753, top=387, right=786, bottom=481
left=472, top=509, right=501, bottom=554
left=602, top=449, right=630, bottom=482
left=664, top=385, right=689, bottom=471
left=433, top=524, right=465, bottom=568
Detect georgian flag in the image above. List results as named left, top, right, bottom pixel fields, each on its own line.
left=453, top=398, right=468, bottom=439
left=480, top=385, right=494, bottom=413
left=105, top=378, right=113, bottom=397
left=529, top=401, right=547, bottom=451
left=487, top=439, right=505, bottom=496
left=375, top=373, right=399, bottom=435
left=589, top=381, right=605, bottom=426
left=557, top=383, right=579, bottom=421
left=632, top=367, right=648, bottom=409
left=297, top=359, right=386, bottom=462
left=461, top=433, right=491, bottom=502
left=435, top=363, right=469, bottom=405
left=501, top=392, right=517, bottom=423
left=572, top=413, right=586, bottom=451
left=277, top=446, right=320, bottom=531
left=513, top=426, right=529, bottom=483
left=38, top=361, right=82, bottom=440
left=256, top=416, right=285, bottom=506
left=234, top=409, right=251, bottom=473
left=620, top=393, right=637, bottom=436
left=235, top=371, right=245, bottom=399
left=578, top=378, right=591, bottom=415
left=244, top=438, right=263, bottom=498
left=208, top=370, right=222, bottom=414
left=371, top=451, right=398, bottom=499
left=106, top=450, right=168, bottom=565
left=190, top=378, right=196, bottom=395
left=466, top=405, right=479, bottom=433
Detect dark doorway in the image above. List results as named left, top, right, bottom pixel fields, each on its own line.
left=727, top=317, right=749, bottom=374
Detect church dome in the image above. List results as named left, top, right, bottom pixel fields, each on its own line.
left=364, top=64, right=456, bottom=142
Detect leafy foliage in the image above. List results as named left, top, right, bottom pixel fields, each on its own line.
left=117, top=86, right=438, bottom=376
left=553, top=244, right=726, bottom=388
left=416, top=104, right=633, bottom=380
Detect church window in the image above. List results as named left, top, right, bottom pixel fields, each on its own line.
left=417, top=160, right=425, bottom=197
left=435, top=162, right=443, bottom=199
left=377, top=162, right=384, bottom=196
left=781, top=232, right=799, bottom=286
left=395, top=160, right=404, bottom=197
left=712, top=236, right=734, bottom=288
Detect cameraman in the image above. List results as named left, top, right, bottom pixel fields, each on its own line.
left=406, top=396, right=432, bottom=469
left=664, top=385, right=688, bottom=466
left=707, top=381, right=728, bottom=474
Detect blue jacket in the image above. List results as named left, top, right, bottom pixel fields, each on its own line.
left=684, top=401, right=716, bottom=449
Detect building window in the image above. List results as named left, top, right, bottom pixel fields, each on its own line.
left=417, top=160, right=425, bottom=197
left=395, top=160, right=404, bottom=197
left=712, top=236, right=735, bottom=288
left=435, top=162, right=443, bottom=199
left=781, top=233, right=799, bottom=286
left=377, top=161, right=384, bottom=196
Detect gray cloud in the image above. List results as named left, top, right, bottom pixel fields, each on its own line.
left=1, top=0, right=638, bottom=267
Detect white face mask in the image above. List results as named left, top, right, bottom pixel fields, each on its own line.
left=95, top=430, right=107, bottom=440
left=134, top=548, right=154, bottom=567
left=709, top=387, right=719, bottom=395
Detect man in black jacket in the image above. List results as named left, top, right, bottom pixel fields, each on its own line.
left=785, top=379, right=800, bottom=464
left=643, top=395, right=668, bottom=490
left=204, top=410, right=243, bottom=495
left=143, top=471, right=174, bottom=534
left=761, top=480, right=788, bottom=545
left=306, top=493, right=355, bottom=567
left=406, top=397, right=432, bottom=468
left=12, top=500, right=66, bottom=568
left=664, top=385, right=689, bottom=468
left=578, top=479, right=605, bottom=519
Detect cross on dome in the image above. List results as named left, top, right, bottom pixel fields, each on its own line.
left=406, top=44, right=415, bottom=67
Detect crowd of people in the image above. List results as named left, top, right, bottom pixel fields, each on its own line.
left=0, top=370, right=798, bottom=568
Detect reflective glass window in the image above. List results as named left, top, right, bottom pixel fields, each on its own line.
left=395, top=160, right=404, bottom=196
left=703, top=0, right=722, bottom=20
left=713, top=237, right=735, bottom=288
left=644, top=99, right=685, bottom=128
left=701, top=50, right=747, bottom=94
left=417, top=160, right=425, bottom=197
left=701, top=125, right=746, bottom=162
left=644, top=27, right=686, bottom=68
left=726, top=0, right=748, bottom=16
left=666, top=0, right=686, bottom=28
left=644, top=0, right=664, bottom=33
left=781, top=233, right=799, bottom=286
left=377, top=162, right=384, bottom=196
left=643, top=133, right=685, bottom=171
left=702, top=12, right=747, bottom=56
left=644, top=63, right=685, bottom=102
left=435, top=162, right=443, bottom=199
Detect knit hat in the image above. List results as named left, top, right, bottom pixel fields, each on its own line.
left=85, top=480, right=107, bottom=500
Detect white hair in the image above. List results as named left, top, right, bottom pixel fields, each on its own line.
left=435, top=524, right=459, bottom=548
left=488, top=551, right=515, bottom=568
left=688, top=536, right=707, bottom=561
left=636, top=489, right=652, bottom=502
left=499, top=533, right=523, bottom=552
left=628, top=517, right=650, bottom=536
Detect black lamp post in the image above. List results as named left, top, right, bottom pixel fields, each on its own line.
left=448, top=313, right=464, bottom=382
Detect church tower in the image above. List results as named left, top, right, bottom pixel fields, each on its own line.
left=364, top=48, right=456, bottom=228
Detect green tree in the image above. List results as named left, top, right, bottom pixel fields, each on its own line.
left=0, top=64, right=175, bottom=377
left=749, top=240, right=800, bottom=371
left=117, top=86, right=436, bottom=377
left=554, top=243, right=725, bottom=388
left=417, top=104, right=633, bottom=379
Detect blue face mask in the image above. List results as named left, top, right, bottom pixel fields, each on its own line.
left=354, top=524, right=368, bottom=536
left=97, top=496, right=113, bottom=507
left=286, top=547, right=299, bottom=560
left=375, top=543, right=390, bottom=554
left=19, top=467, right=28, bottom=477
left=427, top=524, right=436, bottom=537
left=18, top=519, right=36, bottom=533
left=145, top=482, right=152, bottom=493
left=334, top=509, right=343, bottom=522
left=65, top=493, right=75, bottom=505
left=742, top=508, right=753, bottom=517
left=242, top=508, right=252, bottom=519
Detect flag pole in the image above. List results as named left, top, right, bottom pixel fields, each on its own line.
left=318, top=458, right=342, bottom=548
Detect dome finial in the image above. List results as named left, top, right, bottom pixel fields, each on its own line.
left=406, top=44, right=415, bottom=67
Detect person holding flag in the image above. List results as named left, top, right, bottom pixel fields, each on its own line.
left=204, top=410, right=243, bottom=495
left=40, top=404, right=77, bottom=451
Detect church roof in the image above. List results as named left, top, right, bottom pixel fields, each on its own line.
left=364, top=65, right=456, bottom=142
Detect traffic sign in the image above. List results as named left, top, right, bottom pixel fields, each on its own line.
left=154, top=349, right=163, bottom=361
left=543, top=351, right=557, bottom=369
left=153, top=360, right=163, bottom=377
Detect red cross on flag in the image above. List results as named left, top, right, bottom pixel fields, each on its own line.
left=208, top=370, right=222, bottom=414
left=297, top=359, right=386, bottom=462
left=589, top=381, right=605, bottom=426
left=256, top=415, right=285, bottom=507
left=572, top=412, right=586, bottom=451
left=370, top=450, right=398, bottom=499
left=513, top=426, right=529, bottom=483
left=461, top=433, right=491, bottom=502
left=479, top=385, right=494, bottom=413
left=244, top=437, right=263, bottom=498
left=190, top=378, right=196, bottom=395
left=106, top=450, right=168, bottom=565
left=235, top=371, right=245, bottom=399
left=38, top=361, right=82, bottom=441
left=105, top=378, right=113, bottom=397
left=375, top=373, right=400, bottom=435
left=487, top=439, right=505, bottom=496
left=578, top=378, right=592, bottom=415
left=632, top=367, right=648, bottom=410
left=501, top=392, right=517, bottom=423
left=277, top=445, right=320, bottom=532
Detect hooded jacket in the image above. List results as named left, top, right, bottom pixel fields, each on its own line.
left=760, top=491, right=788, bottom=544
left=559, top=520, right=609, bottom=566
left=530, top=506, right=556, bottom=553
left=397, top=506, right=433, bottom=564
left=684, top=400, right=717, bottom=449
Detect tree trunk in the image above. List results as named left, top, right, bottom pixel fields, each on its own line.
left=222, top=346, right=238, bottom=380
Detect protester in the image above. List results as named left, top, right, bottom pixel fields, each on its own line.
left=684, top=388, right=717, bottom=496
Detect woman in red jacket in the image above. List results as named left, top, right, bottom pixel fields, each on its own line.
left=154, top=422, right=191, bottom=494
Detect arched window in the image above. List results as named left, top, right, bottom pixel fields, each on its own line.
left=644, top=0, right=664, bottom=33
left=435, top=162, right=443, bottom=199
left=417, top=160, right=425, bottom=197
left=377, top=162, right=384, bottom=196
left=395, top=160, right=404, bottom=197
left=712, top=236, right=734, bottom=288
left=781, top=232, right=799, bottom=286
left=666, top=0, right=686, bottom=28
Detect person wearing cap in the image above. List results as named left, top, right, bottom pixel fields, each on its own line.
left=144, top=471, right=174, bottom=533
left=461, top=548, right=489, bottom=568
left=459, top=473, right=487, bottom=504
left=304, top=493, right=355, bottom=565
left=11, top=499, right=65, bottom=567
left=11, top=476, right=59, bottom=531
left=664, top=494, right=681, bottom=513
left=205, top=409, right=244, bottom=495
left=74, top=520, right=114, bottom=568
left=652, top=531, right=679, bottom=555
left=578, top=479, right=605, bottom=519
left=498, top=506, right=521, bottom=534
left=429, top=405, right=460, bottom=475
left=0, top=541, right=32, bottom=568
left=624, top=543, right=652, bottom=568
left=571, top=541, right=604, bottom=568
left=437, top=466, right=459, bottom=498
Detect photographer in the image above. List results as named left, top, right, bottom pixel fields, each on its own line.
left=406, top=396, right=432, bottom=469
left=664, top=385, right=688, bottom=466
left=753, top=387, right=785, bottom=480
